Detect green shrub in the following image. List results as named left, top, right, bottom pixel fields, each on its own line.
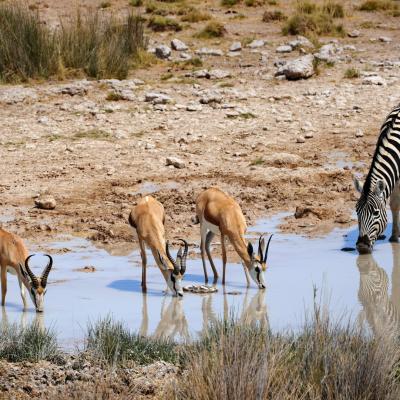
left=148, top=15, right=182, bottom=31
left=197, top=21, right=226, bottom=38
left=85, top=316, right=178, bottom=366
left=0, top=321, right=61, bottom=363
left=262, top=10, right=287, bottom=21
left=0, top=3, right=59, bottom=82
left=359, top=0, right=398, bottom=11
left=344, top=67, right=360, bottom=78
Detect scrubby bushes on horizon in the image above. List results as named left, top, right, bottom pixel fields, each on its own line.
left=0, top=3, right=146, bottom=82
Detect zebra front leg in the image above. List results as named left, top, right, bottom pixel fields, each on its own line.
left=389, top=186, right=400, bottom=242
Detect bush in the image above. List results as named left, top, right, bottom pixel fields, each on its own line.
left=148, top=15, right=182, bottom=31
left=344, top=67, right=360, bottom=78
left=262, top=10, right=287, bottom=21
left=221, top=0, right=240, bottom=6
left=169, top=310, right=400, bottom=399
left=296, top=0, right=317, bottom=14
left=130, top=0, right=143, bottom=6
left=359, top=0, right=398, bottom=11
left=0, top=321, right=61, bottom=363
left=181, top=9, right=211, bottom=22
left=0, top=3, right=59, bottom=82
left=85, top=316, right=178, bottom=366
left=197, top=21, right=226, bottom=38
left=322, top=1, right=345, bottom=18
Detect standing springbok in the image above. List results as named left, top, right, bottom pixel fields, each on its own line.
left=129, top=195, right=188, bottom=297
left=0, top=228, right=53, bottom=312
left=195, top=188, right=272, bottom=288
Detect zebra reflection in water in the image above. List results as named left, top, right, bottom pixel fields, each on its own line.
left=357, top=243, right=400, bottom=336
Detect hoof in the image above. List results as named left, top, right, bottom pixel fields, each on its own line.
left=389, top=235, right=399, bottom=243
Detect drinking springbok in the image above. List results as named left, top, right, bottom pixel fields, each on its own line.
left=129, top=196, right=188, bottom=296
left=0, top=228, right=53, bottom=312
left=195, top=188, right=272, bottom=288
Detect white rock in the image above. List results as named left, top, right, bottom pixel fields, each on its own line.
left=276, top=45, right=293, bottom=53
left=379, top=36, right=392, bottom=43
left=155, top=45, right=171, bottom=59
left=35, top=195, right=56, bottom=210
left=186, top=103, right=202, bottom=112
left=355, top=129, right=364, bottom=137
left=229, top=41, right=242, bottom=52
left=145, top=92, right=172, bottom=104
left=0, top=87, right=38, bottom=104
left=362, top=75, right=386, bottom=86
left=296, top=136, right=305, bottom=143
left=348, top=30, right=360, bottom=38
left=209, top=69, right=231, bottom=79
left=195, top=48, right=224, bottom=56
left=276, top=54, right=315, bottom=80
left=166, top=157, right=185, bottom=168
left=248, top=39, right=265, bottom=49
left=288, top=35, right=314, bottom=49
left=171, top=38, right=188, bottom=51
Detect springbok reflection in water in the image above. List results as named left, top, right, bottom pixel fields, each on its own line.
left=356, top=243, right=400, bottom=337
left=139, top=289, right=269, bottom=341
left=1, top=307, right=45, bottom=332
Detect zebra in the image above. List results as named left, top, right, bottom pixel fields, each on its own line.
left=354, top=103, right=400, bottom=254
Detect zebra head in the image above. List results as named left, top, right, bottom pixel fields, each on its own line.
left=354, top=178, right=388, bottom=254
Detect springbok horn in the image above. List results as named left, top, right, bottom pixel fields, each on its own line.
left=263, top=234, right=273, bottom=263
left=178, top=239, right=188, bottom=275
left=165, top=241, right=180, bottom=275
left=41, top=255, right=53, bottom=288
left=258, top=234, right=266, bottom=260
left=24, top=255, right=39, bottom=288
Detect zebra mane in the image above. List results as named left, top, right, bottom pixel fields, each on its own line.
left=361, top=103, right=400, bottom=201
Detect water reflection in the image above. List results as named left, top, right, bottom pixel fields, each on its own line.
left=138, top=289, right=269, bottom=342
left=356, top=243, right=400, bottom=336
left=1, top=308, right=45, bottom=331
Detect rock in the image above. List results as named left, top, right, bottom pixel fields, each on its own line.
left=57, top=81, right=91, bottom=96
left=195, top=48, right=224, bottom=56
left=155, top=45, right=171, bottom=59
left=362, top=75, right=386, bottom=86
left=229, top=41, right=242, bottom=52
left=35, top=195, right=56, bottom=210
left=75, top=266, right=97, bottom=273
left=276, top=54, right=314, bottom=80
left=263, top=153, right=302, bottom=167
left=379, top=36, right=392, bottom=43
left=200, top=92, right=223, bottom=104
left=288, top=35, right=314, bottom=49
left=314, top=43, right=339, bottom=63
left=276, top=45, right=293, bottom=53
left=296, top=136, right=305, bottom=143
left=348, top=30, right=360, bottom=38
left=166, top=157, right=185, bottom=169
left=0, top=87, right=38, bottom=104
left=209, top=69, right=231, bottom=79
left=145, top=92, right=172, bottom=104
left=355, top=129, right=364, bottom=137
left=305, top=132, right=313, bottom=139
left=171, top=38, right=188, bottom=51
left=247, top=39, right=265, bottom=49
left=192, top=69, right=210, bottom=78
left=295, top=206, right=334, bottom=220
left=186, top=103, right=202, bottom=112
left=38, top=116, right=50, bottom=125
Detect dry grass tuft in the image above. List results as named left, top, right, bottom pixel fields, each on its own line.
left=359, top=0, right=398, bottom=11
left=148, top=15, right=182, bottom=31
left=262, top=9, right=287, bottom=21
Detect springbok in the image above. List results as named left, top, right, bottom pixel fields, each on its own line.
left=195, top=188, right=272, bottom=288
left=0, top=228, right=53, bottom=312
left=129, top=195, right=188, bottom=297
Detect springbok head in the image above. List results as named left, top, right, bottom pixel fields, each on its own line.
left=247, top=234, right=273, bottom=289
left=19, top=254, right=53, bottom=312
left=158, top=239, right=188, bottom=297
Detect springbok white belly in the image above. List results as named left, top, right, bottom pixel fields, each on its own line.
left=203, top=219, right=220, bottom=235
left=7, top=266, right=17, bottom=276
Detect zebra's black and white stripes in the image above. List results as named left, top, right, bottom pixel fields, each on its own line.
left=355, top=104, right=400, bottom=254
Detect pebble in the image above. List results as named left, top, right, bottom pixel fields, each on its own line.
left=171, top=38, right=188, bottom=51
left=362, top=75, right=386, bottom=86
left=166, top=157, right=186, bottom=169
left=247, top=39, right=265, bottom=49
left=155, top=45, right=171, bottom=59
left=355, top=129, right=364, bottom=138
left=35, top=195, right=56, bottom=210
left=379, top=36, right=392, bottom=43
left=348, top=30, right=360, bottom=38
left=296, top=136, right=305, bottom=143
left=276, top=45, right=293, bottom=53
left=186, top=103, right=202, bottom=112
left=229, top=41, right=242, bottom=52
left=195, top=48, right=223, bottom=56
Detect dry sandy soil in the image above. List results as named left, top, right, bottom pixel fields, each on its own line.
left=0, top=2, right=399, bottom=249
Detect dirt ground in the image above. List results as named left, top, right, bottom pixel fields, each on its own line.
left=0, top=0, right=399, bottom=254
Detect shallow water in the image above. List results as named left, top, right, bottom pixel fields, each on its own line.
left=2, top=214, right=400, bottom=349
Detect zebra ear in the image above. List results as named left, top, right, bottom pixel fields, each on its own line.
left=374, top=180, right=385, bottom=197
left=353, top=177, right=363, bottom=194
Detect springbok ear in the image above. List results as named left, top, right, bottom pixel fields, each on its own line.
left=247, top=242, right=254, bottom=258
left=374, top=180, right=385, bottom=197
left=353, top=177, right=363, bottom=194
left=19, top=264, right=28, bottom=280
